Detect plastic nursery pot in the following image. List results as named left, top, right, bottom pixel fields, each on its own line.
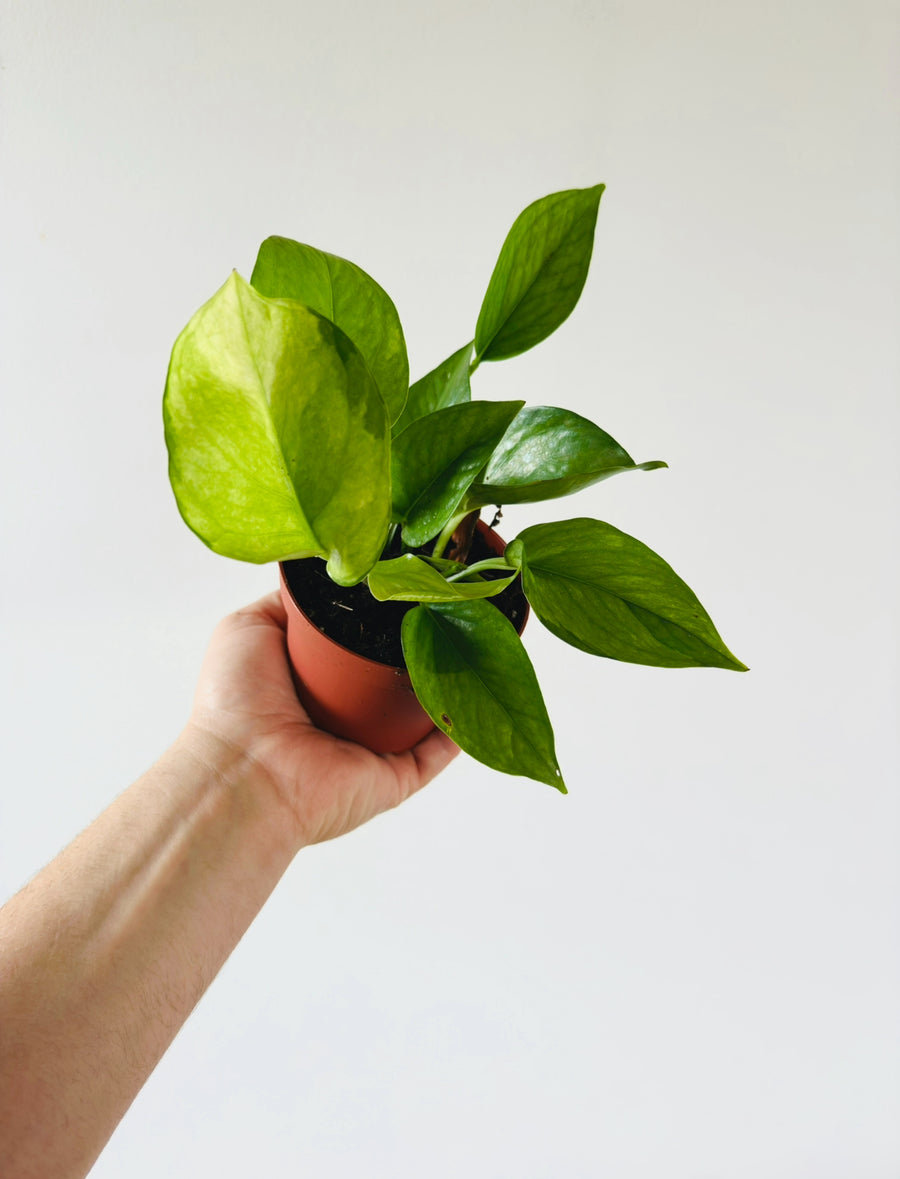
left=278, top=521, right=527, bottom=754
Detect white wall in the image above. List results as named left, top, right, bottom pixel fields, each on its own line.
left=2, top=1, right=898, bottom=1175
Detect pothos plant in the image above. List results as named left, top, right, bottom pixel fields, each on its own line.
left=164, top=185, right=746, bottom=791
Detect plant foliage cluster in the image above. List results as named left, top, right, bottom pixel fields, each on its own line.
left=164, top=186, right=746, bottom=788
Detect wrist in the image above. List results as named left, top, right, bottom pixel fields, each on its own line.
left=172, top=722, right=308, bottom=859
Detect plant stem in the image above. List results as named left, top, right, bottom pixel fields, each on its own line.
left=431, top=512, right=470, bottom=561
left=445, top=558, right=515, bottom=582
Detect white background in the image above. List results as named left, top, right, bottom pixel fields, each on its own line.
left=2, top=1, right=898, bottom=1175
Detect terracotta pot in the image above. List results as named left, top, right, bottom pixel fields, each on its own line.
left=278, top=521, right=524, bottom=754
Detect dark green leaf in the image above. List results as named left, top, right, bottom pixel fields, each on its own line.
left=467, top=406, right=666, bottom=507
left=506, top=519, right=747, bottom=671
left=391, top=342, right=473, bottom=436
left=391, top=400, right=524, bottom=547
left=474, top=185, right=604, bottom=363
left=251, top=237, right=409, bottom=424
left=164, top=272, right=391, bottom=584
left=402, top=601, right=564, bottom=789
left=368, top=555, right=516, bottom=602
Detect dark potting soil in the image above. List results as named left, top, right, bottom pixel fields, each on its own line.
left=282, top=527, right=529, bottom=669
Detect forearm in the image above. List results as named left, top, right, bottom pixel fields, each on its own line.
left=0, top=730, right=303, bottom=1179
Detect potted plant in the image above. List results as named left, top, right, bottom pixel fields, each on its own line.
left=164, top=185, right=746, bottom=791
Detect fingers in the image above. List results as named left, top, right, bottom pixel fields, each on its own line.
left=408, top=728, right=460, bottom=788
left=206, top=590, right=288, bottom=657
left=204, top=590, right=288, bottom=667
left=231, top=589, right=287, bottom=631
left=195, top=589, right=302, bottom=720
left=208, top=594, right=460, bottom=802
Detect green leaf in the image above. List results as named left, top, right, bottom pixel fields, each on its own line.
left=506, top=519, right=747, bottom=671
left=421, top=555, right=469, bottom=576
left=251, top=236, right=409, bottom=425
left=402, top=601, right=564, bottom=789
left=368, top=554, right=516, bottom=602
left=391, top=342, right=473, bottom=437
left=391, top=400, right=524, bottom=547
left=467, top=406, right=666, bottom=507
left=474, top=185, right=604, bottom=363
left=164, top=272, right=391, bottom=584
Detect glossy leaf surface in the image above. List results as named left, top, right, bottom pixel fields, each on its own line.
left=474, top=186, right=604, bottom=362
left=506, top=519, right=747, bottom=671
left=392, top=342, right=472, bottom=436
left=468, top=406, right=666, bottom=507
left=164, top=272, right=390, bottom=584
left=368, top=554, right=516, bottom=602
left=422, top=555, right=469, bottom=576
left=391, top=400, right=524, bottom=546
left=251, top=236, right=409, bottom=424
left=402, top=601, right=564, bottom=789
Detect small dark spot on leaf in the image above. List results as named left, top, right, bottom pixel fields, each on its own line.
left=441, top=713, right=452, bottom=728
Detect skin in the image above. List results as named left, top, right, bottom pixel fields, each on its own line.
left=0, top=591, right=458, bottom=1179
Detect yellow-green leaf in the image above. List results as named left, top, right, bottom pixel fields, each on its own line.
left=164, top=273, right=390, bottom=584
left=368, top=554, right=516, bottom=602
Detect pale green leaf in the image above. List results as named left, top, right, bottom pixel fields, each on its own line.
left=368, top=554, right=516, bottom=602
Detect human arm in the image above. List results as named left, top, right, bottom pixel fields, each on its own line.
left=0, top=591, right=457, bottom=1179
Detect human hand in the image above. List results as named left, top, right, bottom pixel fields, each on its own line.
left=183, top=591, right=459, bottom=848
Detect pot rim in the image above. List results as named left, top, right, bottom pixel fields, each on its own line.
left=278, top=519, right=524, bottom=672
left=278, top=561, right=412, bottom=674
